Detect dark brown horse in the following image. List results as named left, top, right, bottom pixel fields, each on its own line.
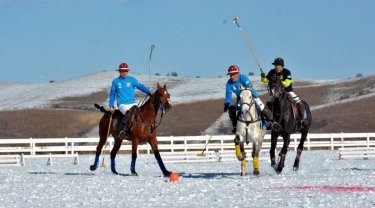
left=268, top=75, right=312, bottom=174
left=90, top=83, right=172, bottom=176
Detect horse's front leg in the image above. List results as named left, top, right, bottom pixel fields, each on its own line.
left=270, top=130, right=279, bottom=169
left=276, top=133, right=290, bottom=174
left=234, top=136, right=246, bottom=176
left=109, top=138, right=123, bottom=174
left=148, top=135, right=171, bottom=177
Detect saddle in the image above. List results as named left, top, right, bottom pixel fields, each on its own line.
left=113, top=106, right=139, bottom=140
left=267, top=100, right=307, bottom=126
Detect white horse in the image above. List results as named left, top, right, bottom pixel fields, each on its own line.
left=234, top=85, right=265, bottom=176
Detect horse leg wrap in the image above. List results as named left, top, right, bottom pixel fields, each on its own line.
left=111, top=158, right=118, bottom=174
left=235, top=144, right=241, bottom=159
left=235, top=144, right=244, bottom=161
left=293, top=149, right=303, bottom=171
left=157, top=159, right=166, bottom=171
left=253, top=157, right=259, bottom=171
left=89, top=156, right=100, bottom=171
left=130, top=160, right=136, bottom=172
left=276, top=154, right=286, bottom=173
left=157, top=159, right=171, bottom=176
left=253, top=156, right=260, bottom=175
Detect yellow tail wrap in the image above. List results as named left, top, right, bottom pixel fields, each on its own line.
left=253, top=156, right=259, bottom=170
left=235, top=144, right=242, bottom=158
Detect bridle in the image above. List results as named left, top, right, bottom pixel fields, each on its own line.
left=134, top=89, right=172, bottom=132
left=237, top=88, right=260, bottom=125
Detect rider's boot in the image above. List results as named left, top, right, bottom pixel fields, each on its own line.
left=118, top=111, right=131, bottom=137
left=261, top=107, right=275, bottom=130
left=228, top=106, right=237, bottom=134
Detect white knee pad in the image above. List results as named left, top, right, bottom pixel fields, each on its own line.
left=254, top=98, right=265, bottom=111
left=288, top=91, right=301, bottom=103
left=118, top=103, right=136, bottom=115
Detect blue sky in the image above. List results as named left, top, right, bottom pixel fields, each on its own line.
left=1, top=0, right=374, bottom=83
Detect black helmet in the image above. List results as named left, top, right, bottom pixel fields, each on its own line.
left=272, top=57, right=284, bottom=66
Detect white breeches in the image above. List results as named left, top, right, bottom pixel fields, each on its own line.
left=288, top=91, right=301, bottom=103
left=254, top=98, right=265, bottom=111
left=118, top=103, right=136, bottom=115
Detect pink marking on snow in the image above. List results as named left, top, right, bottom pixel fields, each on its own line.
left=275, top=186, right=375, bottom=192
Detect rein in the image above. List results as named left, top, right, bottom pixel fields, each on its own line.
left=132, top=92, right=167, bottom=131
left=270, top=81, right=291, bottom=131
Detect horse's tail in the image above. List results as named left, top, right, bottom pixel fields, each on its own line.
left=94, top=103, right=111, bottom=115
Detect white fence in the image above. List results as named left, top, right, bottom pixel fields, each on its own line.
left=0, top=133, right=374, bottom=155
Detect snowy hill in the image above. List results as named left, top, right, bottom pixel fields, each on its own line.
left=0, top=70, right=271, bottom=110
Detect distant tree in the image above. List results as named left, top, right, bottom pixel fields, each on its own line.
left=356, top=73, right=363, bottom=78
left=248, top=72, right=255, bottom=76
left=218, top=75, right=222, bottom=78
left=155, top=73, right=161, bottom=76
left=196, top=76, right=200, bottom=78
left=49, top=80, right=55, bottom=83
left=171, top=72, right=178, bottom=77
left=166, top=73, right=170, bottom=77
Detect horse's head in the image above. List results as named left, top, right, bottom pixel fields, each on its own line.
left=239, top=84, right=253, bottom=113
left=153, top=83, right=172, bottom=113
left=268, top=74, right=284, bottom=98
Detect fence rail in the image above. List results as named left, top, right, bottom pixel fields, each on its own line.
left=1, top=133, right=374, bottom=156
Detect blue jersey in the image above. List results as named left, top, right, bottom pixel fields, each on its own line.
left=224, top=74, right=259, bottom=105
left=109, top=76, right=151, bottom=108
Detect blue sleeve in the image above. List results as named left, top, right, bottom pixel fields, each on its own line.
left=241, top=74, right=251, bottom=88
left=224, top=82, right=232, bottom=105
left=134, top=78, right=151, bottom=95
left=109, top=80, right=116, bottom=108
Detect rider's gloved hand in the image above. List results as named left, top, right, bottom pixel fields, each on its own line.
left=110, top=107, right=115, bottom=114
left=224, top=104, right=230, bottom=112
left=261, top=73, right=266, bottom=79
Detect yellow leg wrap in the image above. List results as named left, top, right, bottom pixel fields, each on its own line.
left=241, top=159, right=246, bottom=168
left=253, top=156, right=259, bottom=170
left=235, top=144, right=242, bottom=158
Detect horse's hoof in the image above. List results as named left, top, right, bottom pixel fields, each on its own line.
left=253, top=170, right=260, bottom=176
left=112, top=170, right=119, bottom=175
left=89, top=165, right=97, bottom=171
left=293, top=166, right=299, bottom=171
left=131, top=171, right=138, bottom=176
left=163, top=170, right=171, bottom=177
left=276, top=167, right=283, bottom=174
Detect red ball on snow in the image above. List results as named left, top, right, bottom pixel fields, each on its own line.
left=169, top=172, right=179, bottom=182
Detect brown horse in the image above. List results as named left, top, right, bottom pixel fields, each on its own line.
left=90, top=83, right=172, bottom=176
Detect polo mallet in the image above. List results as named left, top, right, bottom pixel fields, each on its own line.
left=100, top=114, right=112, bottom=168
left=197, top=113, right=225, bottom=156
left=232, top=17, right=264, bottom=74
left=149, top=44, right=155, bottom=90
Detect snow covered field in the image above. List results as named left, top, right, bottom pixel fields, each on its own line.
left=1, top=151, right=374, bottom=207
